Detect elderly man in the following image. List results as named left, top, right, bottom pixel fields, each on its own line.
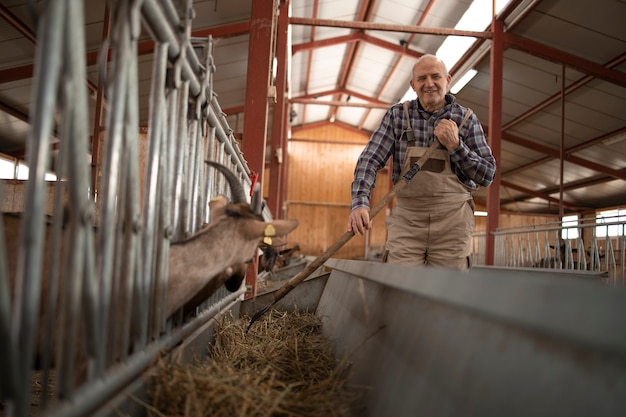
left=347, top=54, right=496, bottom=270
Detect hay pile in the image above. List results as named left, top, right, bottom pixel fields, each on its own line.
left=147, top=310, right=360, bottom=417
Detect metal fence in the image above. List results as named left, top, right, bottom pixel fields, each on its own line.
left=472, top=216, right=626, bottom=287
left=0, top=0, right=259, bottom=416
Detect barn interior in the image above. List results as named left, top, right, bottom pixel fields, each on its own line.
left=0, top=0, right=625, bottom=416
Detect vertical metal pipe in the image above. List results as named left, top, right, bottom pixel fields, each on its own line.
left=140, top=41, right=168, bottom=346
left=186, top=118, right=199, bottom=234
left=97, top=0, right=132, bottom=367
left=205, top=126, right=216, bottom=222
left=120, top=0, right=146, bottom=359
left=119, top=87, right=142, bottom=361
left=11, top=0, right=64, bottom=413
left=171, top=80, right=190, bottom=241
left=65, top=0, right=101, bottom=386
left=40, top=137, right=66, bottom=408
left=56, top=0, right=94, bottom=396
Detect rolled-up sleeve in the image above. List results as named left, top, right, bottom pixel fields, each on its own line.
left=351, top=109, right=397, bottom=210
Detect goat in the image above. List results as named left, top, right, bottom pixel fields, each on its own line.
left=171, top=160, right=297, bottom=316
left=258, top=243, right=301, bottom=273
left=2, top=161, right=298, bottom=371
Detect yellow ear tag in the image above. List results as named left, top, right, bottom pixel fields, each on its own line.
left=263, top=224, right=275, bottom=245
left=264, top=224, right=275, bottom=236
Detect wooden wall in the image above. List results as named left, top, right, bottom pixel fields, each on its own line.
left=283, top=124, right=389, bottom=259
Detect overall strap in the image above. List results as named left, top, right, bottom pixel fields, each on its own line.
left=402, top=101, right=415, bottom=143
left=403, top=100, right=412, bottom=130
left=459, top=108, right=473, bottom=131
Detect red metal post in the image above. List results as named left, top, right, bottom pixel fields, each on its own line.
left=485, top=18, right=503, bottom=265
left=242, top=0, right=278, bottom=297
left=267, top=0, right=290, bottom=218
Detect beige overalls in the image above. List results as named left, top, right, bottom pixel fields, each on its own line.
left=384, top=103, right=475, bottom=271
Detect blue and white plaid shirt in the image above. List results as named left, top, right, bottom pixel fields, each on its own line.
left=351, top=95, right=496, bottom=210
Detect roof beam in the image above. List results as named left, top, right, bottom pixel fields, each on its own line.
left=292, top=32, right=422, bottom=58
left=503, top=132, right=626, bottom=182
left=293, top=87, right=388, bottom=105
left=191, top=20, right=250, bottom=38
left=0, top=20, right=251, bottom=85
left=0, top=98, right=28, bottom=123
left=500, top=180, right=591, bottom=211
left=289, top=98, right=390, bottom=109
left=292, top=33, right=359, bottom=54
left=0, top=3, right=98, bottom=93
left=502, top=52, right=626, bottom=131
left=0, top=3, right=36, bottom=43
left=504, top=33, right=626, bottom=88
left=289, top=17, right=491, bottom=38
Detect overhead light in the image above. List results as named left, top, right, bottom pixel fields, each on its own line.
left=450, top=69, right=478, bottom=94
left=475, top=211, right=488, bottom=217
left=437, top=0, right=511, bottom=69
left=601, top=131, right=626, bottom=145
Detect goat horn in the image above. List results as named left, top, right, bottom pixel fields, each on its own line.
left=205, top=160, right=247, bottom=204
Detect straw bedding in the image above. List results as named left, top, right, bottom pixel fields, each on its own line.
left=147, top=310, right=361, bottom=417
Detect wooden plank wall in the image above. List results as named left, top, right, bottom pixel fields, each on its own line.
left=284, top=124, right=389, bottom=259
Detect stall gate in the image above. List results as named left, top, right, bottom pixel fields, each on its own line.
left=472, top=217, right=626, bottom=286
left=0, top=1, right=260, bottom=416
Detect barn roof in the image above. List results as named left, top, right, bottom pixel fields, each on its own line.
left=0, top=0, right=624, bottom=215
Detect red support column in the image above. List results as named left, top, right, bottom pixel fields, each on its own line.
left=267, top=0, right=290, bottom=218
left=242, top=0, right=278, bottom=298
left=485, top=18, right=503, bottom=265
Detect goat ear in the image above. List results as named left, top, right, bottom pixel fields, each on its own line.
left=267, top=219, right=299, bottom=236
left=208, top=195, right=228, bottom=221
left=245, top=219, right=299, bottom=240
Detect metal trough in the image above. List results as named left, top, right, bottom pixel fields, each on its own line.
left=314, top=259, right=626, bottom=417
left=74, top=260, right=626, bottom=417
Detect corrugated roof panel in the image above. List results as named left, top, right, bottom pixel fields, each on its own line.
left=306, top=44, right=348, bottom=93
left=212, top=35, right=250, bottom=109
left=575, top=144, right=626, bottom=171
left=300, top=99, right=332, bottom=125
left=290, top=51, right=309, bottom=96
left=520, top=0, right=626, bottom=62
left=361, top=108, right=388, bottom=132
left=194, top=0, right=252, bottom=26
left=335, top=96, right=372, bottom=128
left=317, top=0, right=361, bottom=20
left=348, top=43, right=399, bottom=94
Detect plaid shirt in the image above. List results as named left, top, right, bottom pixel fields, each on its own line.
left=351, top=95, right=496, bottom=210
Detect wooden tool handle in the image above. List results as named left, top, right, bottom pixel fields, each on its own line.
left=247, top=140, right=442, bottom=330
left=270, top=140, right=441, bottom=303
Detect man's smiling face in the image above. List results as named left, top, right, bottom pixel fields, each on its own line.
left=409, top=56, right=451, bottom=113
